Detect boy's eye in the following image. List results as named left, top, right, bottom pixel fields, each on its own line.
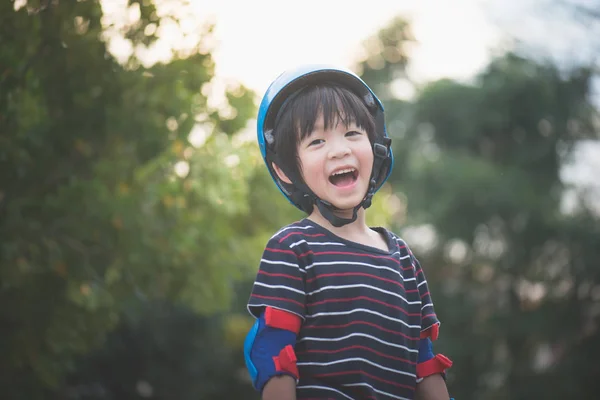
left=308, top=139, right=324, bottom=146
left=346, top=130, right=362, bottom=137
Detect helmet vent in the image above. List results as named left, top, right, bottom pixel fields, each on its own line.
left=363, top=93, right=376, bottom=109
left=264, top=130, right=275, bottom=146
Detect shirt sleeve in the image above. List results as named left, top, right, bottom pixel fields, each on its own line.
left=247, top=233, right=306, bottom=320
left=413, top=255, right=441, bottom=337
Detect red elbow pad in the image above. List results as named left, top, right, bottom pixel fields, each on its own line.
left=417, top=353, right=453, bottom=378
left=265, top=307, right=301, bottom=334
left=420, top=323, right=440, bottom=341
left=273, top=344, right=299, bottom=379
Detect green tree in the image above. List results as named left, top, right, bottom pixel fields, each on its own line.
left=61, top=300, right=256, bottom=400
left=0, top=0, right=283, bottom=397
left=358, top=18, right=600, bottom=400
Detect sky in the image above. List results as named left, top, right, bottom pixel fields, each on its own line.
left=100, top=0, right=599, bottom=94
left=194, top=0, right=502, bottom=94
left=100, top=0, right=503, bottom=95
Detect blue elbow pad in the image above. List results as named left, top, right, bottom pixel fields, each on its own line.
left=244, top=307, right=301, bottom=392
left=418, top=337, right=435, bottom=363
left=417, top=337, right=453, bottom=379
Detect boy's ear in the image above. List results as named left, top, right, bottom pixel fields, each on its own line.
left=272, top=163, right=293, bottom=184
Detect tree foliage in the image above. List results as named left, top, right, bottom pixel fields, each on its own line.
left=0, top=0, right=284, bottom=396
left=61, top=300, right=254, bottom=400
left=358, top=17, right=600, bottom=400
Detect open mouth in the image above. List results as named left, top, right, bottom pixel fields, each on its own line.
left=329, top=168, right=358, bottom=187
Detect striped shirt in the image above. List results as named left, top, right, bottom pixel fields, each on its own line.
left=247, top=219, right=440, bottom=400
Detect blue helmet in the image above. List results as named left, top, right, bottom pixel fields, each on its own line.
left=257, top=64, right=394, bottom=227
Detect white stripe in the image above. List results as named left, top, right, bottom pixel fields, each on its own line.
left=307, top=284, right=418, bottom=305
left=260, top=258, right=306, bottom=273
left=260, top=259, right=299, bottom=268
left=306, top=308, right=420, bottom=330
left=274, top=224, right=313, bottom=236
left=421, top=303, right=432, bottom=311
left=297, top=385, right=356, bottom=400
left=253, top=282, right=304, bottom=295
left=299, top=331, right=418, bottom=352
left=305, top=261, right=411, bottom=281
left=289, top=240, right=346, bottom=248
left=417, top=280, right=427, bottom=288
left=297, top=358, right=415, bottom=377
left=246, top=304, right=305, bottom=320
left=344, top=383, right=411, bottom=400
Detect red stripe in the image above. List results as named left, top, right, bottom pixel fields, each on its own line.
left=306, top=272, right=407, bottom=289
left=314, top=369, right=414, bottom=390
left=420, top=291, right=430, bottom=299
left=258, top=270, right=303, bottom=281
left=297, top=345, right=416, bottom=365
left=302, top=320, right=419, bottom=340
left=307, top=296, right=420, bottom=317
left=265, top=247, right=296, bottom=255
left=250, top=294, right=304, bottom=308
left=279, top=232, right=326, bottom=242
left=293, top=250, right=402, bottom=264
left=422, top=313, right=437, bottom=325
left=267, top=248, right=417, bottom=272
left=315, top=251, right=402, bottom=264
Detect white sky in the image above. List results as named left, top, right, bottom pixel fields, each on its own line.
left=196, top=0, right=501, bottom=94
left=100, top=0, right=502, bottom=95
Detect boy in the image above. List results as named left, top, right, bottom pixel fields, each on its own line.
left=244, top=65, right=453, bottom=400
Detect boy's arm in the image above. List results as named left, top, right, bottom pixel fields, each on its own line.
left=415, top=374, right=450, bottom=400
left=262, top=375, right=296, bottom=400
left=412, top=253, right=453, bottom=400
left=245, top=235, right=306, bottom=398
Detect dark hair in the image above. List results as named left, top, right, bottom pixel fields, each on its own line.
left=272, top=84, right=376, bottom=183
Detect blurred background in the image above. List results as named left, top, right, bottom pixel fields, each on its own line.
left=1, top=0, right=599, bottom=399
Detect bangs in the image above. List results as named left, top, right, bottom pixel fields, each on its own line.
left=283, top=85, right=376, bottom=144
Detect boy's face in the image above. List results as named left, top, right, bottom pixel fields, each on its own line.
left=296, top=114, right=374, bottom=213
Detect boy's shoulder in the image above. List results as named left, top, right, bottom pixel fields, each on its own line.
left=385, top=228, right=409, bottom=248
left=378, top=227, right=416, bottom=257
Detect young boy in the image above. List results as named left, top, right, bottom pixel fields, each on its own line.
left=244, top=65, right=453, bottom=400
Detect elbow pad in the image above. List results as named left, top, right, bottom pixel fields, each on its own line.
left=416, top=337, right=453, bottom=379
left=244, top=307, right=301, bottom=392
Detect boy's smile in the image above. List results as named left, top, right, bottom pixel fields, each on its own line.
left=297, top=115, right=374, bottom=213
left=329, top=167, right=359, bottom=188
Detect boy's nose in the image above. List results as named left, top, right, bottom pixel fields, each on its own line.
left=328, top=145, right=351, bottom=159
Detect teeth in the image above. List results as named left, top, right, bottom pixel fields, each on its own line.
left=331, top=168, right=355, bottom=176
